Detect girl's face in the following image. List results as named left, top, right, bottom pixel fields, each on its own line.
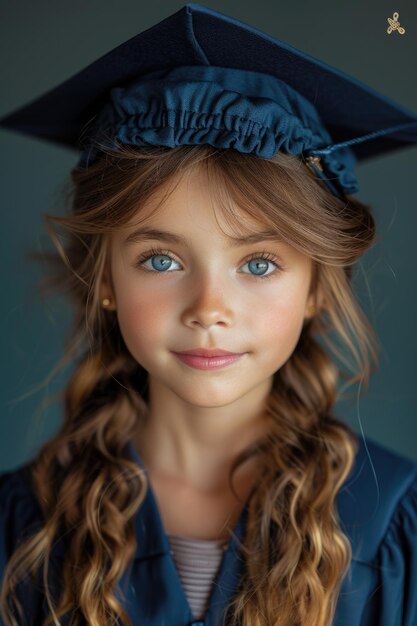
left=105, top=167, right=316, bottom=409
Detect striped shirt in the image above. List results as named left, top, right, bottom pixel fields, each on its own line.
left=168, top=533, right=228, bottom=620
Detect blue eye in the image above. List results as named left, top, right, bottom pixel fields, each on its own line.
left=241, top=256, right=278, bottom=278
left=134, top=247, right=282, bottom=280
left=142, top=252, right=179, bottom=272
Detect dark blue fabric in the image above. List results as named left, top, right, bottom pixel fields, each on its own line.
left=77, top=64, right=360, bottom=200
left=1, top=434, right=417, bottom=625
left=1, top=3, right=417, bottom=203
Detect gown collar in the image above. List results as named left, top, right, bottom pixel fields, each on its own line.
left=123, top=439, right=250, bottom=623
left=48, top=435, right=379, bottom=566
left=125, top=439, right=250, bottom=562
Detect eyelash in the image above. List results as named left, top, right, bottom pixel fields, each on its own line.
left=134, top=246, right=283, bottom=280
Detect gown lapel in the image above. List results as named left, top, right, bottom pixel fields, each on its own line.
left=119, top=439, right=250, bottom=625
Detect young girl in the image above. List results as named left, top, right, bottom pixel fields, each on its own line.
left=1, top=4, right=417, bottom=626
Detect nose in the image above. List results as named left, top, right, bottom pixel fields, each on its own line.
left=181, top=276, right=234, bottom=329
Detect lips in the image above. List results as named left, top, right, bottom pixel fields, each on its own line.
left=173, top=348, right=243, bottom=357
left=171, top=350, right=246, bottom=370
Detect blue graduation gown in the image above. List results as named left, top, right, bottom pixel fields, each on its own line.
left=1, top=434, right=416, bottom=625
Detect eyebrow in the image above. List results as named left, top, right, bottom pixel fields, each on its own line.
left=123, top=227, right=283, bottom=247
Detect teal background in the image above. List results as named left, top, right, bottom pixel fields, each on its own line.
left=0, top=0, right=416, bottom=470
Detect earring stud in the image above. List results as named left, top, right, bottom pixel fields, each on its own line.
left=102, top=297, right=111, bottom=307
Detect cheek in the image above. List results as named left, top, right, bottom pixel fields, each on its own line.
left=111, top=260, right=172, bottom=342
left=257, top=286, right=307, bottom=347
left=261, top=303, right=303, bottom=336
left=117, top=296, right=168, bottom=349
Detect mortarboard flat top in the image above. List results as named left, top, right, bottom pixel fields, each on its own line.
left=0, top=3, right=416, bottom=166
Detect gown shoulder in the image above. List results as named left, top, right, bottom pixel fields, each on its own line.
left=336, top=434, right=417, bottom=626
left=0, top=462, right=44, bottom=564
left=0, top=462, right=46, bottom=625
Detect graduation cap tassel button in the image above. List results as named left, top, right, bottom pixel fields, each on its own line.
left=305, top=155, right=324, bottom=173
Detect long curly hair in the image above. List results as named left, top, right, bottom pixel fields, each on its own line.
left=1, top=143, right=378, bottom=626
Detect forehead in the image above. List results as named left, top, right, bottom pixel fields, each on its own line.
left=120, top=165, right=274, bottom=239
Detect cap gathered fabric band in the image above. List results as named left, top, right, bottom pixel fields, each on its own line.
left=78, top=65, right=359, bottom=200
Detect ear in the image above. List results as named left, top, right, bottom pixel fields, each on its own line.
left=304, top=265, right=325, bottom=320
left=304, top=288, right=324, bottom=320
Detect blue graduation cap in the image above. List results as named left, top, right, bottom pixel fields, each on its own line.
left=1, top=3, right=416, bottom=200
